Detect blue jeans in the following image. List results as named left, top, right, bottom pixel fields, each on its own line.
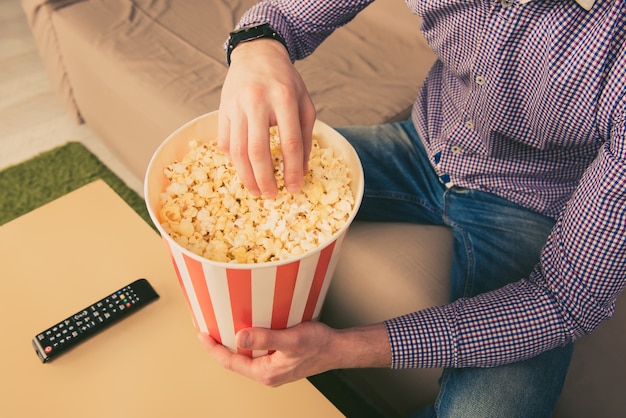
left=335, top=119, right=573, bottom=418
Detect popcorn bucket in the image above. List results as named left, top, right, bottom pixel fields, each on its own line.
left=144, top=111, right=364, bottom=357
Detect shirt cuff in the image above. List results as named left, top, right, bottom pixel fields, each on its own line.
left=384, top=305, right=456, bottom=369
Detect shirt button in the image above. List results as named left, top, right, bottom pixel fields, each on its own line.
left=465, top=120, right=475, bottom=129
left=475, top=75, right=486, bottom=86
left=501, top=0, right=515, bottom=7
left=451, top=145, right=462, bottom=155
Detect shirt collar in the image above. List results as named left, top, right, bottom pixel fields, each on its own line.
left=573, top=0, right=595, bottom=10
left=518, top=0, right=595, bottom=11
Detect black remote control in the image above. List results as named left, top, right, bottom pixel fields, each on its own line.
left=32, top=278, right=159, bottom=363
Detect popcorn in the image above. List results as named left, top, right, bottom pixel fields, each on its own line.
left=159, top=129, right=354, bottom=263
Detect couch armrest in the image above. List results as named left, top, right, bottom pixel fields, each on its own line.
left=20, top=0, right=87, bottom=123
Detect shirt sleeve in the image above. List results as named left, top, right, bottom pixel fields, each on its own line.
left=233, top=0, right=375, bottom=61
left=385, top=104, right=626, bottom=369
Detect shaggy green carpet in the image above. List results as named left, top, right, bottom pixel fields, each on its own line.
left=0, top=142, right=150, bottom=227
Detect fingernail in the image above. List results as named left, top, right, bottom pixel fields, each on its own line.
left=238, top=330, right=250, bottom=348
left=286, top=182, right=302, bottom=194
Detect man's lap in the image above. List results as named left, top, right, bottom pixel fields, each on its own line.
left=335, top=119, right=572, bottom=417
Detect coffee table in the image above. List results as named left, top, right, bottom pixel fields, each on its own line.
left=0, top=180, right=342, bottom=417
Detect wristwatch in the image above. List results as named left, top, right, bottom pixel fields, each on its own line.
left=227, top=23, right=288, bottom=66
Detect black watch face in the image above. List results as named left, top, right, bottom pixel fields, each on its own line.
left=232, top=23, right=269, bottom=39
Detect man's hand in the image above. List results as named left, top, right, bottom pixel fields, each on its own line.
left=218, top=38, right=316, bottom=198
left=198, top=321, right=392, bottom=387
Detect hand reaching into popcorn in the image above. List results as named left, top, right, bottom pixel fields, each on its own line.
left=159, top=134, right=354, bottom=264
left=198, top=322, right=391, bottom=387
left=218, top=38, right=317, bottom=198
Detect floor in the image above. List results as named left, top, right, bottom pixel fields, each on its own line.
left=0, top=0, right=143, bottom=195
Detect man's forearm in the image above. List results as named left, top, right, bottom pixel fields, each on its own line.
left=332, top=323, right=392, bottom=369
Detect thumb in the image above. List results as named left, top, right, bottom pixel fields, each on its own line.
left=236, top=327, right=281, bottom=351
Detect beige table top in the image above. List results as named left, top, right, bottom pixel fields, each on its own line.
left=0, top=180, right=342, bottom=418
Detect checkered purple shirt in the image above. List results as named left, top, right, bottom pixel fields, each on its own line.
left=237, top=0, right=626, bottom=369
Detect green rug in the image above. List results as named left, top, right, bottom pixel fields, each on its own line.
left=0, top=142, right=151, bottom=227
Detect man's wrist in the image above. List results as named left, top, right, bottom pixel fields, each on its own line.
left=227, top=23, right=288, bottom=66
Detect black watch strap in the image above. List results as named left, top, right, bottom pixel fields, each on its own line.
left=227, top=23, right=288, bottom=66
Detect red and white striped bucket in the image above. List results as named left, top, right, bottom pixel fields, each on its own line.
left=145, top=111, right=364, bottom=357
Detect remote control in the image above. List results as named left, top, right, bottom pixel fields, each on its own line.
left=32, top=278, right=159, bottom=363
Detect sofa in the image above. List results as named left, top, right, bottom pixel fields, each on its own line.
left=21, top=0, right=626, bottom=417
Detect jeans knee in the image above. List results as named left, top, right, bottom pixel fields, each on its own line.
left=432, top=345, right=573, bottom=418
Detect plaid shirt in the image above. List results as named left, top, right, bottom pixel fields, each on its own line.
left=237, top=0, right=626, bottom=369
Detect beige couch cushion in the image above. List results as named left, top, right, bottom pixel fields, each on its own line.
left=322, top=223, right=453, bottom=415
left=21, top=0, right=84, bottom=123
left=22, top=0, right=435, bottom=179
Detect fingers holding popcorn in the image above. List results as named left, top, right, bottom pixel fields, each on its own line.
left=159, top=131, right=354, bottom=264
left=247, top=111, right=279, bottom=198
left=273, top=90, right=316, bottom=195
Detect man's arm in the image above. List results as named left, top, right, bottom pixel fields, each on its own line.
left=218, top=0, right=375, bottom=197
left=385, top=104, right=626, bottom=369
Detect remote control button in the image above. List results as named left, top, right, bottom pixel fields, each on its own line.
left=44, top=346, right=52, bottom=354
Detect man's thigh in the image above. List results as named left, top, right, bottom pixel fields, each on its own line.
left=429, top=343, right=574, bottom=418
left=434, top=186, right=571, bottom=418
left=338, top=120, right=572, bottom=417
left=338, top=119, right=557, bottom=298
left=335, top=120, right=446, bottom=226
left=444, top=186, right=556, bottom=299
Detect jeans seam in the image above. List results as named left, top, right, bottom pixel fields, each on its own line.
left=444, top=191, right=476, bottom=299
left=363, top=190, right=445, bottom=221
left=458, top=228, right=475, bottom=298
